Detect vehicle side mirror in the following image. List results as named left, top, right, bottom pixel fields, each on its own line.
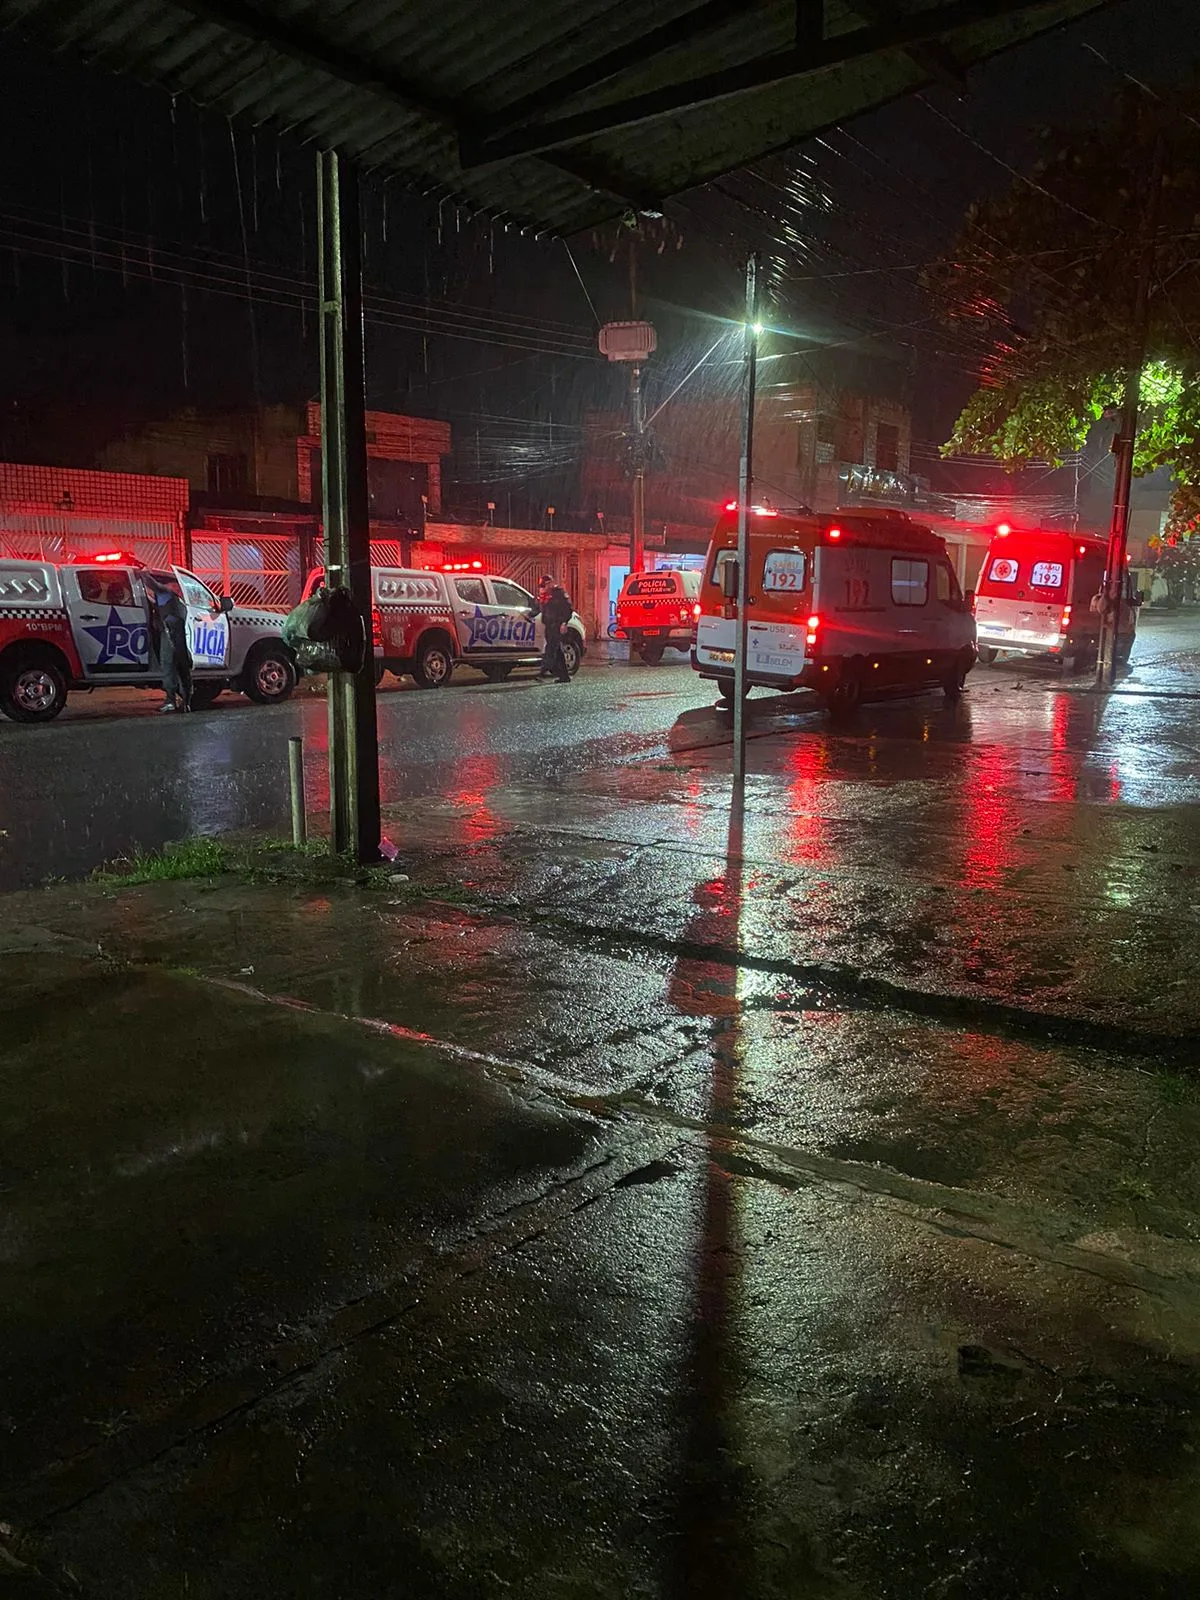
left=720, top=559, right=739, bottom=600
left=220, top=594, right=234, bottom=614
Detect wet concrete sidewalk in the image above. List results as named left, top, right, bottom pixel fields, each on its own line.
left=5, top=687, right=1200, bottom=1597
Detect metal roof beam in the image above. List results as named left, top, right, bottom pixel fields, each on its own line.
left=482, top=0, right=762, bottom=138
left=167, top=0, right=465, bottom=128
left=847, top=0, right=966, bottom=87
left=469, top=0, right=1046, bottom=163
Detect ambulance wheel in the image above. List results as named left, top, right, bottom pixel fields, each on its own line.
left=639, top=642, right=665, bottom=665
left=941, top=651, right=971, bottom=702
left=715, top=676, right=749, bottom=704
left=561, top=636, right=583, bottom=677
left=413, top=634, right=454, bottom=689
left=0, top=651, right=67, bottom=722
left=482, top=664, right=514, bottom=683
left=977, top=646, right=998, bottom=666
left=242, top=644, right=297, bottom=704
left=189, top=681, right=225, bottom=710
left=827, top=664, right=862, bottom=719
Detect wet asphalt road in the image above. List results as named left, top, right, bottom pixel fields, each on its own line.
left=1, top=614, right=1198, bottom=892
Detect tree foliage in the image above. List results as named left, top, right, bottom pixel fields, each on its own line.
left=929, top=88, right=1200, bottom=521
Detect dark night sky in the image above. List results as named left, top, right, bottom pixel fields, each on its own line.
left=0, top=0, right=1194, bottom=520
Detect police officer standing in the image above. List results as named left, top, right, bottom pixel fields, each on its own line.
left=146, top=574, right=193, bottom=713
left=534, top=573, right=573, bottom=684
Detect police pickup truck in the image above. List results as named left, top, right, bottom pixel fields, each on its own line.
left=0, top=552, right=297, bottom=722
left=303, top=564, right=586, bottom=688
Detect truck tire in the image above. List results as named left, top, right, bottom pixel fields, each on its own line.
left=189, top=680, right=226, bottom=710
left=977, top=645, right=998, bottom=666
left=0, top=649, right=68, bottom=723
left=241, top=644, right=297, bottom=704
left=561, top=636, right=583, bottom=677
left=413, top=633, right=454, bottom=689
left=639, top=641, right=665, bottom=665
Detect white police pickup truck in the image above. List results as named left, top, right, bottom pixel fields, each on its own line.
left=0, top=552, right=297, bottom=722
left=303, top=563, right=587, bottom=688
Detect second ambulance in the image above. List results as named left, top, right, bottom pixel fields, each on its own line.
left=693, top=504, right=976, bottom=712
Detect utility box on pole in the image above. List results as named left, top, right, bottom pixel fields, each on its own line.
left=600, top=321, right=656, bottom=575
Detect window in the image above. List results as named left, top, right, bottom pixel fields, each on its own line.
left=935, top=563, right=961, bottom=605
left=763, top=549, right=807, bottom=592
left=627, top=575, right=679, bottom=596
left=891, top=558, right=929, bottom=606
left=454, top=577, right=488, bottom=605
left=1031, top=561, right=1064, bottom=589
left=206, top=452, right=250, bottom=497
left=78, top=568, right=135, bottom=607
left=875, top=422, right=900, bottom=474
left=709, top=549, right=737, bottom=587
left=179, top=571, right=218, bottom=612
left=492, top=580, right=533, bottom=609
left=987, top=556, right=1019, bottom=584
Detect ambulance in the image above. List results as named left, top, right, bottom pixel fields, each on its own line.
left=973, top=527, right=1138, bottom=667
left=614, top=569, right=702, bottom=663
left=303, top=562, right=586, bottom=687
left=693, top=504, right=976, bottom=713
left=0, top=551, right=296, bottom=722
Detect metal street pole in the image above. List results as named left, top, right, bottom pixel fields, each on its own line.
left=1097, top=133, right=1164, bottom=687
left=732, top=253, right=760, bottom=785
left=630, top=361, right=646, bottom=573
left=317, top=148, right=382, bottom=862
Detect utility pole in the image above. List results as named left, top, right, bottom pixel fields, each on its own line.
left=732, top=252, right=761, bottom=785
left=1097, top=132, right=1164, bottom=686
left=599, top=315, right=656, bottom=571
left=317, top=148, right=381, bottom=862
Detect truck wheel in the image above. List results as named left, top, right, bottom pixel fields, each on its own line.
left=241, top=644, right=297, bottom=704
left=639, top=642, right=665, bottom=665
left=977, top=645, right=998, bottom=666
left=0, top=652, right=67, bottom=723
left=189, top=680, right=226, bottom=710
left=482, top=663, right=514, bottom=683
left=413, top=634, right=454, bottom=689
left=561, top=636, right=583, bottom=677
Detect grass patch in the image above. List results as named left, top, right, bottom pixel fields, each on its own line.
left=97, top=837, right=230, bottom=886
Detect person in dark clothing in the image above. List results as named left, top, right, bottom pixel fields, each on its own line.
left=146, top=574, right=193, bottom=712
left=534, top=574, right=573, bottom=684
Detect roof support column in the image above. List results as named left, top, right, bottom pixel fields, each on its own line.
left=317, top=147, right=382, bottom=863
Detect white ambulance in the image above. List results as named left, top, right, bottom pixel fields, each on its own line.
left=693, top=505, right=977, bottom=712
left=303, top=562, right=587, bottom=687
left=0, top=552, right=296, bottom=722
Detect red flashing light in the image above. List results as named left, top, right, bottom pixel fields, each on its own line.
left=806, top=614, right=821, bottom=630
left=724, top=500, right=738, bottom=512
left=827, top=527, right=842, bottom=541
left=996, top=523, right=1011, bottom=536
left=442, top=559, right=485, bottom=573
left=1077, top=544, right=1087, bottom=556
left=85, top=550, right=133, bottom=564
left=692, top=602, right=701, bottom=619
left=723, top=500, right=778, bottom=516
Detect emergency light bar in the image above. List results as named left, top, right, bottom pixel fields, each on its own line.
left=442, top=559, right=484, bottom=572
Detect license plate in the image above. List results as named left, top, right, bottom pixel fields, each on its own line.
left=642, top=628, right=663, bottom=637
left=706, top=648, right=734, bottom=664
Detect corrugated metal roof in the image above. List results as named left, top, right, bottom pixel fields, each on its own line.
left=0, top=0, right=1110, bottom=233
